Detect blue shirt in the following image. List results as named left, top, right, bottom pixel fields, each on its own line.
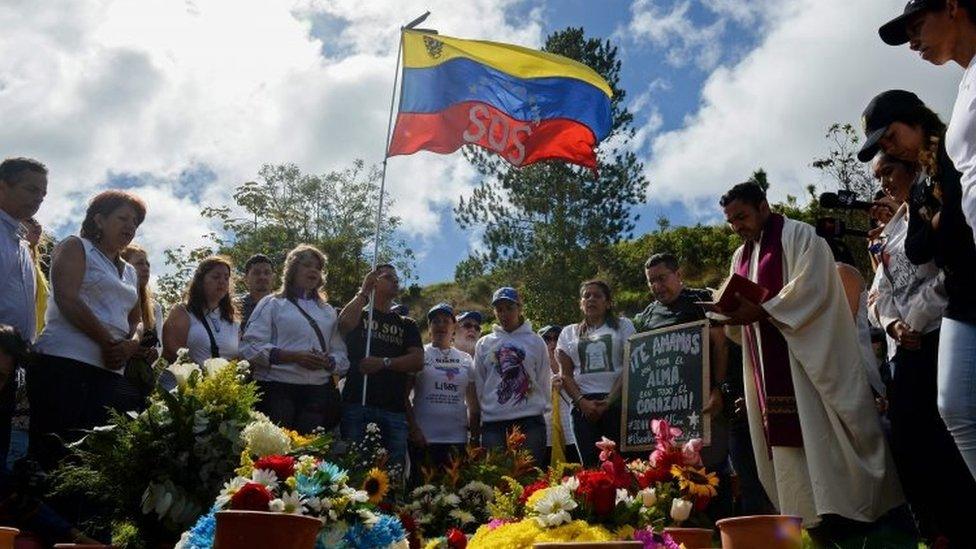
left=0, top=209, right=35, bottom=341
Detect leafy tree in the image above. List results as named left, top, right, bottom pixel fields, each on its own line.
left=811, top=123, right=878, bottom=200
left=157, top=160, right=413, bottom=309
left=455, top=27, right=648, bottom=323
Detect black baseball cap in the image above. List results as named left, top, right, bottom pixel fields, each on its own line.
left=879, top=0, right=932, bottom=46
left=857, top=90, right=926, bottom=162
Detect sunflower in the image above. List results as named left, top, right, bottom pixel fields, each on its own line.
left=362, top=467, right=390, bottom=504
left=670, top=464, right=719, bottom=499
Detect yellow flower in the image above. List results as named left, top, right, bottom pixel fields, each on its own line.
left=286, top=429, right=316, bottom=448
left=235, top=450, right=254, bottom=477
left=362, top=468, right=390, bottom=504
left=671, top=464, right=719, bottom=499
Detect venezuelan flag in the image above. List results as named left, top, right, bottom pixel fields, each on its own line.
left=387, top=30, right=613, bottom=170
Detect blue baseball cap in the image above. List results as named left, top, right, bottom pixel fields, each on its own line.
left=491, top=287, right=520, bottom=305
left=456, top=311, right=483, bottom=325
left=426, top=302, right=455, bottom=320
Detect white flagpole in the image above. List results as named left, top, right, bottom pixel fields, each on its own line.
left=362, top=11, right=431, bottom=405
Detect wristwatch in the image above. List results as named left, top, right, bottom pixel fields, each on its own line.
left=382, top=357, right=392, bottom=370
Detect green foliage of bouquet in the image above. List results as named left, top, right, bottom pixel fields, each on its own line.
left=53, top=352, right=259, bottom=547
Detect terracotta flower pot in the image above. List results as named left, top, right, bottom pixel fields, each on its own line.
left=663, top=527, right=715, bottom=548
left=214, top=510, right=322, bottom=549
left=0, top=528, right=18, bottom=549
left=715, top=515, right=802, bottom=549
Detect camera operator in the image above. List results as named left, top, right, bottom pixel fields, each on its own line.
left=865, top=151, right=976, bottom=545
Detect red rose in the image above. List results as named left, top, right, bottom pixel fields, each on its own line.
left=447, top=528, right=467, bottom=549
left=519, top=479, right=550, bottom=504
left=253, top=455, right=296, bottom=481
left=230, top=482, right=273, bottom=511
left=576, top=470, right=615, bottom=518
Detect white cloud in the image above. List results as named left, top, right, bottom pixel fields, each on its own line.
left=637, top=0, right=960, bottom=215
left=0, top=0, right=545, bottom=280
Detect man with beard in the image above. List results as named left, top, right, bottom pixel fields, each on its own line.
left=718, top=182, right=906, bottom=544
left=453, top=311, right=482, bottom=356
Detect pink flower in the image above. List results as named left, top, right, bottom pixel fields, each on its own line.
left=595, top=437, right=617, bottom=462
left=681, top=438, right=703, bottom=467
left=651, top=419, right=682, bottom=451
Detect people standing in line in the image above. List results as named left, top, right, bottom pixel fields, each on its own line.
left=162, top=256, right=240, bottom=366
left=0, top=158, right=47, bottom=343
left=858, top=89, right=976, bottom=481
left=556, top=281, right=634, bottom=467
left=241, top=245, right=348, bottom=434
left=866, top=151, right=976, bottom=546
left=338, top=265, right=423, bottom=469
left=632, top=256, right=734, bottom=520
left=473, top=287, right=551, bottom=466
left=239, top=254, right=275, bottom=334
left=540, top=324, right=578, bottom=465
left=408, top=303, right=479, bottom=472
left=453, top=311, right=482, bottom=357
left=718, top=182, right=905, bottom=543
left=31, top=190, right=146, bottom=469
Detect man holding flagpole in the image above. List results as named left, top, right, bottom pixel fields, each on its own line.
left=338, top=265, right=423, bottom=470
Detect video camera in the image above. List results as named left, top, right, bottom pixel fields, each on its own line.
left=818, top=190, right=873, bottom=211
left=815, top=217, right=870, bottom=239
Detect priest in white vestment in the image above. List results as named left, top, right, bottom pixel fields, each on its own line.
left=716, top=183, right=903, bottom=532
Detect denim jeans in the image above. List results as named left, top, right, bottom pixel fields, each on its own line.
left=340, top=403, right=409, bottom=468
left=937, top=317, right=976, bottom=481
left=481, top=415, right=546, bottom=466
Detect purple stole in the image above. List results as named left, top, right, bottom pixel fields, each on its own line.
left=736, top=214, right=803, bottom=454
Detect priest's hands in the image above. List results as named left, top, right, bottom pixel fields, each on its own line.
left=721, top=293, right=770, bottom=326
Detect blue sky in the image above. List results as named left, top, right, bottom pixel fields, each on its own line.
left=1, top=0, right=964, bottom=289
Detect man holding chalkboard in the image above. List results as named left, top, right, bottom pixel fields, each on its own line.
left=632, top=252, right=733, bottom=520
left=718, top=182, right=905, bottom=544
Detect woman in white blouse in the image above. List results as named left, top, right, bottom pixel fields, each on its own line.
left=162, top=256, right=240, bottom=365
left=31, top=190, right=146, bottom=467
left=241, top=244, right=348, bottom=433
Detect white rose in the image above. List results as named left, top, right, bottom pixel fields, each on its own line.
left=639, top=487, right=657, bottom=508
left=670, top=498, right=693, bottom=523
left=166, top=362, right=201, bottom=387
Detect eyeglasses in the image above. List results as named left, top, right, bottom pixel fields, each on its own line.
left=544, top=336, right=559, bottom=343
left=460, top=323, right=480, bottom=330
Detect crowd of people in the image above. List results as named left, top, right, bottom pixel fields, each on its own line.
left=1, top=1, right=976, bottom=546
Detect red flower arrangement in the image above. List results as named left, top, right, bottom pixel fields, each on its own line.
left=252, top=454, right=295, bottom=481
left=229, top=482, right=273, bottom=511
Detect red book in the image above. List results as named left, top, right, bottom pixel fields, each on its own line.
left=699, top=273, right=769, bottom=313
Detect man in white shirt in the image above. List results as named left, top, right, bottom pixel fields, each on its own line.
left=0, top=158, right=47, bottom=343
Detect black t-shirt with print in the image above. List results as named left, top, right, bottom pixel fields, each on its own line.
left=341, top=309, right=423, bottom=413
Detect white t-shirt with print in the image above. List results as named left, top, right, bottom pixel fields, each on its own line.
left=555, top=318, right=636, bottom=395
left=412, top=344, right=474, bottom=444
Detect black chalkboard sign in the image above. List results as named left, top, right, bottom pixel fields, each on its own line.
left=620, top=320, right=710, bottom=452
